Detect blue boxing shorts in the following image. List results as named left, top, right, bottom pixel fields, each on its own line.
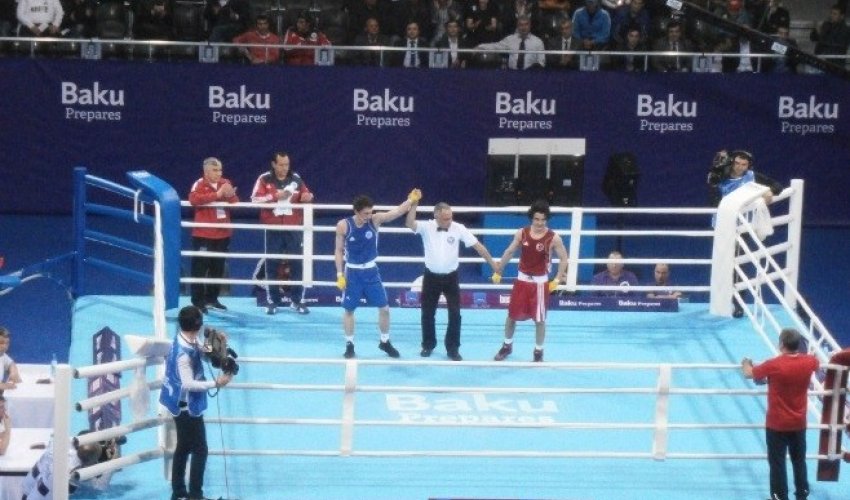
left=342, top=266, right=388, bottom=310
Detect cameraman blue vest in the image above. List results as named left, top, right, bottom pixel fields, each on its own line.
left=160, top=305, right=232, bottom=500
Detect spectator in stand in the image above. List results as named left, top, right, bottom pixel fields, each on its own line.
left=283, top=12, right=331, bottom=66
left=501, top=0, right=538, bottom=40
left=709, top=0, right=750, bottom=61
left=651, top=19, right=693, bottom=72
left=233, top=15, right=281, bottom=65
left=429, top=0, right=463, bottom=45
left=753, top=0, right=789, bottom=34
left=478, top=15, right=545, bottom=69
left=16, top=0, right=64, bottom=37
left=810, top=4, right=850, bottom=57
left=464, top=0, right=501, bottom=45
left=611, top=23, right=648, bottom=72
left=646, top=263, right=682, bottom=300
left=572, top=0, right=611, bottom=50
left=392, top=0, right=433, bottom=41
left=251, top=152, right=314, bottom=315
left=134, top=0, right=173, bottom=40
left=433, top=18, right=472, bottom=68
left=764, top=25, right=798, bottom=74
left=546, top=18, right=579, bottom=70
left=0, top=0, right=16, bottom=37
left=347, top=0, right=391, bottom=44
left=394, top=21, right=428, bottom=67
left=610, top=0, right=649, bottom=48
left=205, top=0, right=249, bottom=42
left=591, top=250, right=638, bottom=296
left=61, top=0, right=96, bottom=38
left=188, top=157, right=238, bottom=314
left=353, top=16, right=392, bottom=66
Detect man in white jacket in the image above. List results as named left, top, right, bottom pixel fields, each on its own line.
left=17, top=0, right=64, bottom=37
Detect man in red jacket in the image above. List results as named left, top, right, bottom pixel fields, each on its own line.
left=189, top=157, right=239, bottom=313
left=742, top=328, right=819, bottom=500
left=282, top=12, right=331, bottom=66
left=251, top=151, right=314, bottom=315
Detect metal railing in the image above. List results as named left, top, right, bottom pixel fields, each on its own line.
left=2, top=35, right=848, bottom=71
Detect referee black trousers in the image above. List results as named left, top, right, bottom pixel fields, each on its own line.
left=421, top=269, right=461, bottom=352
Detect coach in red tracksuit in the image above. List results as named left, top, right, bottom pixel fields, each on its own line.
left=189, top=157, right=238, bottom=313
left=250, top=151, right=314, bottom=315
left=742, top=328, right=819, bottom=500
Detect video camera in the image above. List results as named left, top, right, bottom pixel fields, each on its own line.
left=202, top=327, right=239, bottom=375
left=707, top=150, right=731, bottom=187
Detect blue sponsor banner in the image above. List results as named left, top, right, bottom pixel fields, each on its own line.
left=397, top=291, right=678, bottom=312
left=1, top=59, right=847, bottom=225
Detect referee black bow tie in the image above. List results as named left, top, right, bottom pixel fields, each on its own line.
left=437, top=227, right=448, bottom=232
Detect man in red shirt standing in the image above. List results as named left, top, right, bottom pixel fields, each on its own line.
left=490, top=200, right=569, bottom=362
left=742, top=328, right=819, bottom=500
left=189, top=157, right=239, bottom=313
left=251, top=151, right=314, bottom=315
left=233, top=14, right=280, bottom=65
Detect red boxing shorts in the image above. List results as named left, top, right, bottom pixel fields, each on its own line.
left=508, top=279, right=548, bottom=322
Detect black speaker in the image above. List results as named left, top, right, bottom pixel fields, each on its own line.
left=602, top=152, right=640, bottom=207
left=486, top=155, right=517, bottom=206
left=549, top=155, right=584, bottom=206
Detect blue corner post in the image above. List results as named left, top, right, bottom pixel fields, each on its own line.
left=73, top=166, right=88, bottom=297
left=126, top=171, right=182, bottom=310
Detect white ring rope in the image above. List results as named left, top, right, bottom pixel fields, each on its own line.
left=56, top=353, right=850, bottom=494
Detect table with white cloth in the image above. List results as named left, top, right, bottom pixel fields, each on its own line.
left=0, top=427, right=52, bottom=500
left=4, top=364, right=54, bottom=428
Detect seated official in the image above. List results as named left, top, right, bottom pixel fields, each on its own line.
left=646, top=263, right=682, bottom=300
left=22, top=432, right=119, bottom=499
left=591, top=250, right=638, bottom=296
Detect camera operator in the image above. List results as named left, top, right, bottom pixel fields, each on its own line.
left=159, top=305, right=233, bottom=500
left=707, top=149, right=782, bottom=207
left=21, top=432, right=117, bottom=499
left=707, top=149, right=782, bottom=317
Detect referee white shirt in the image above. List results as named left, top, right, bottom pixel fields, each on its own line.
left=413, top=220, right=479, bottom=274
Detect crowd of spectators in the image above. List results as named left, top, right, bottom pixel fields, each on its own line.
left=1, top=0, right=848, bottom=72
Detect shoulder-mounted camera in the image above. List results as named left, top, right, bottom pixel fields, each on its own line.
left=203, top=327, right=239, bottom=375
left=707, top=150, right=732, bottom=187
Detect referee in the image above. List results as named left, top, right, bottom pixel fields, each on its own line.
left=406, top=199, right=500, bottom=361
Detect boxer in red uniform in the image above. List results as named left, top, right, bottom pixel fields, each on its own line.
left=491, top=200, right=569, bottom=362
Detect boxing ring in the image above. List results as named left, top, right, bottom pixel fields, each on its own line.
left=42, top=169, right=850, bottom=499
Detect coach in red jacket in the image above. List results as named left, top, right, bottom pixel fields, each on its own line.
left=189, top=157, right=239, bottom=313
left=742, top=328, right=819, bottom=500
left=251, top=151, right=314, bottom=314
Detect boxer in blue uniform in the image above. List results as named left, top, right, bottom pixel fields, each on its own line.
left=334, top=190, right=421, bottom=359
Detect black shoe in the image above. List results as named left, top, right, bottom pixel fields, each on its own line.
left=447, top=350, right=463, bottom=362
left=266, top=305, right=276, bottom=315
left=533, top=348, right=544, bottom=362
left=733, top=306, right=744, bottom=318
left=494, top=342, right=512, bottom=361
left=207, top=301, right=227, bottom=311
left=379, top=340, right=400, bottom=358
left=191, top=302, right=208, bottom=314
left=290, top=302, right=310, bottom=315
left=344, top=341, right=355, bottom=359
left=420, top=347, right=433, bottom=357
